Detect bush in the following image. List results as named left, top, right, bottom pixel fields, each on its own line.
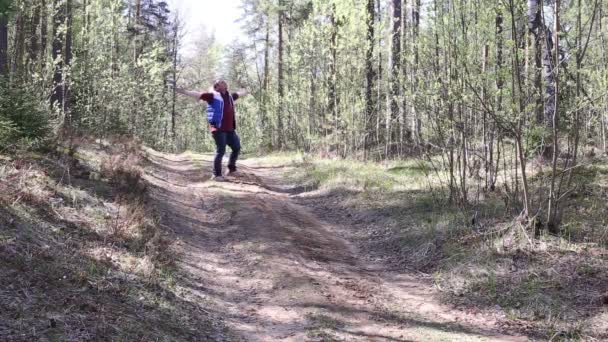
left=100, top=152, right=144, bottom=192
left=524, top=125, right=549, bottom=157
left=0, top=117, right=20, bottom=147
left=0, top=81, right=50, bottom=150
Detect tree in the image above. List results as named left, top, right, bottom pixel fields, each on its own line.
left=26, top=1, right=41, bottom=74
left=51, top=0, right=65, bottom=112
left=277, top=0, right=285, bottom=148
left=10, top=5, right=23, bottom=77
left=364, top=0, right=376, bottom=155
left=328, top=3, right=338, bottom=128
left=390, top=0, right=402, bottom=145
left=0, top=8, right=8, bottom=77
left=169, top=11, right=183, bottom=139
left=411, top=0, right=421, bottom=145
left=39, top=0, right=47, bottom=76
left=546, top=0, right=560, bottom=232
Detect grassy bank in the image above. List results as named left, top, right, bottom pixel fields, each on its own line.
left=0, top=138, right=222, bottom=341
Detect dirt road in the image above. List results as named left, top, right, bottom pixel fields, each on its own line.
left=143, top=150, right=528, bottom=342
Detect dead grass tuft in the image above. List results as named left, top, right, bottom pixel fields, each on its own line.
left=101, top=153, right=144, bottom=192
left=109, top=195, right=150, bottom=238
left=0, top=160, right=54, bottom=207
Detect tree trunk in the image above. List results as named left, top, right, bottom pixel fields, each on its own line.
left=40, top=0, right=48, bottom=76
left=547, top=0, right=561, bottom=232
left=511, top=0, right=531, bottom=218
left=262, top=19, right=270, bottom=138
left=134, top=0, right=142, bottom=62
left=51, top=0, right=65, bottom=111
left=412, top=0, right=421, bottom=145
left=482, top=42, right=489, bottom=189
left=11, top=13, right=25, bottom=78
left=533, top=36, right=543, bottom=124
left=364, top=0, right=376, bottom=156
left=112, top=4, right=119, bottom=77
left=542, top=22, right=556, bottom=138
left=64, top=0, right=73, bottom=122
left=28, top=3, right=41, bottom=74
left=257, top=17, right=270, bottom=147
left=308, top=68, right=315, bottom=146
left=601, top=2, right=607, bottom=153
left=376, top=0, right=383, bottom=150
left=490, top=8, right=504, bottom=191
left=170, top=16, right=180, bottom=139
left=528, top=0, right=544, bottom=125
left=0, top=14, right=7, bottom=77
left=529, top=0, right=557, bottom=158
left=567, top=0, right=584, bottom=187
left=277, top=0, right=284, bottom=148
left=81, top=0, right=91, bottom=122
left=328, top=4, right=338, bottom=131
left=390, top=0, right=401, bottom=140
left=64, top=0, right=73, bottom=88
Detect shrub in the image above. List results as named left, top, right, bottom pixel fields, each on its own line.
left=100, top=151, right=144, bottom=192
left=524, top=125, right=549, bottom=157
left=0, top=81, right=50, bottom=150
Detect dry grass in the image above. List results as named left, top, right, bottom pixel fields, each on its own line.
left=0, top=137, right=220, bottom=341
left=0, top=160, right=54, bottom=207
left=100, top=152, right=144, bottom=192
left=271, top=152, right=608, bottom=340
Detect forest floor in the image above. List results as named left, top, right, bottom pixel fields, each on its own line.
left=143, top=149, right=529, bottom=341
left=2, top=140, right=606, bottom=341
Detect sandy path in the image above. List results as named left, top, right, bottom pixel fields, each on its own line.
left=143, top=149, right=528, bottom=342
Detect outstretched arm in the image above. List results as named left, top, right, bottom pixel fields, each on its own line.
left=176, top=87, right=203, bottom=100
left=236, top=90, right=249, bottom=97
left=232, top=90, right=249, bottom=100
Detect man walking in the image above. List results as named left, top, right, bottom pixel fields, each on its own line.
left=177, top=80, right=248, bottom=181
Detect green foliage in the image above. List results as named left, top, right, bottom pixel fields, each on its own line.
left=524, top=125, right=549, bottom=157
left=0, top=0, right=13, bottom=15
left=0, top=117, right=20, bottom=147
left=0, top=81, right=50, bottom=149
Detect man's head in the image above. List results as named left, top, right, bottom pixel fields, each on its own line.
left=213, top=79, right=228, bottom=94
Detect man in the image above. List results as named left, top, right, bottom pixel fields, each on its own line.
left=176, top=80, right=248, bottom=181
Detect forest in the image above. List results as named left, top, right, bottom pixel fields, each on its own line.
left=1, top=0, right=608, bottom=340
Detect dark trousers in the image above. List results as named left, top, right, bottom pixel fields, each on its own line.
left=212, top=131, right=241, bottom=176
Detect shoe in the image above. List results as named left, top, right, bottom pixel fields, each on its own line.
left=227, top=170, right=238, bottom=176
left=212, top=175, right=226, bottom=182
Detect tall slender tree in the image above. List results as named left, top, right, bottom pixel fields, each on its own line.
left=0, top=9, right=8, bottom=77
left=11, top=4, right=25, bottom=78
left=390, top=0, right=401, bottom=142
left=364, top=0, right=376, bottom=155
left=51, top=0, right=66, bottom=111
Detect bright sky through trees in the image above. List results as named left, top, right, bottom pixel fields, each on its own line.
left=169, top=0, right=245, bottom=56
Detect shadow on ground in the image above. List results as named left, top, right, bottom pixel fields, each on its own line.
left=0, top=149, right=231, bottom=341
left=142, top=150, right=530, bottom=341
